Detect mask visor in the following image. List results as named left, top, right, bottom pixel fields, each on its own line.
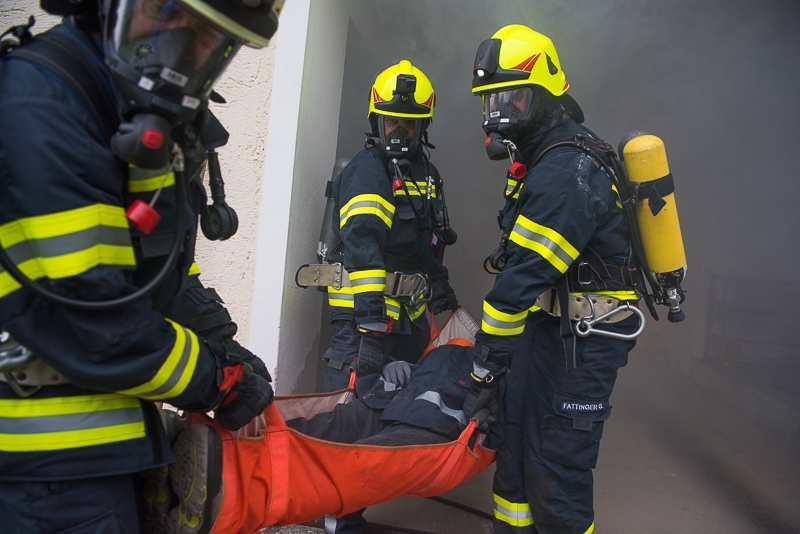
left=109, top=0, right=240, bottom=99
left=377, top=115, right=423, bottom=155
left=482, top=87, right=535, bottom=123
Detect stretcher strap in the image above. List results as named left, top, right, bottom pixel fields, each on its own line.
left=263, top=402, right=289, bottom=526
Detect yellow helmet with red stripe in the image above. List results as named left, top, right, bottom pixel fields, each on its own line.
left=472, top=25, right=569, bottom=96
left=368, top=60, right=435, bottom=119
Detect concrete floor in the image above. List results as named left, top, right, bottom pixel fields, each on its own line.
left=266, top=354, right=800, bottom=534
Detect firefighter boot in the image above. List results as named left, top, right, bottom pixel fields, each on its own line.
left=141, top=410, right=188, bottom=534
left=165, top=423, right=224, bottom=534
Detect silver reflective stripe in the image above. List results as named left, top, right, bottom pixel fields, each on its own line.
left=1, top=226, right=132, bottom=271
left=324, top=515, right=338, bottom=533
left=350, top=276, right=385, bottom=287
left=511, top=222, right=575, bottom=268
left=380, top=378, right=398, bottom=391
left=386, top=302, right=401, bottom=315
left=481, top=313, right=526, bottom=331
left=494, top=502, right=533, bottom=522
left=136, top=331, right=194, bottom=398
left=415, top=390, right=468, bottom=426
left=341, top=199, right=394, bottom=221
left=0, top=407, right=144, bottom=434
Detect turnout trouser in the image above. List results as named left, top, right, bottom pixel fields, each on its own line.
left=322, top=318, right=430, bottom=393
left=492, top=315, right=636, bottom=534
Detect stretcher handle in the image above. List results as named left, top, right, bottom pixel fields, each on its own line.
left=459, top=418, right=482, bottom=451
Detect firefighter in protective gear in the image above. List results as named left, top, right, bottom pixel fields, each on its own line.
left=321, top=60, right=457, bottom=534
left=469, top=25, right=640, bottom=534
left=0, top=1, right=282, bottom=533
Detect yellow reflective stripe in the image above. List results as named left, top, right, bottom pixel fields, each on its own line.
left=0, top=204, right=135, bottom=299
left=493, top=494, right=533, bottom=527
left=0, top=394, right=146, bottom=452
left=529, top=303, right=542, bottom=313
left=481, top=301, right=527, bottom=336
left=392, top=181, right=438, bottom=198
left=408, top=301, right=427, bottom=321
left=340, top=194, right=394, bottom=229
left=571, top=289, right=640, bottom=301
left=349, top=269, right=387, bottom=294
left=505, top=179, right=522, bottom=199
left=384, top=297, right=401, bottom=320
left=127, top=164, right=175, bottom=193
left=117, top=320, right=199, bottom=400
left=0, top=423, right=146, bottom=452
left=584, top=522, right=595, bottom=534
left=328, top=286, right=354, bottom=308
left=509, top=215, right=579, bottom=273
left=188, top=262, right=201, bottom=276
left=610, top=184, right=623, bottom=209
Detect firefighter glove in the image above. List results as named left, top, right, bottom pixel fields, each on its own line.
left=220, top=338, right=272, bottom=382
left=382, top=360, right=412, bottom=386
left=214, top=362, right=274, bottom=430
left=357, top=332, right=386, bottom=377
left=427, top=271, right=459, bottom=315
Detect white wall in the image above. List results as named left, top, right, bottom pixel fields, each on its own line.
left=248, top=0, right=349, bottom=394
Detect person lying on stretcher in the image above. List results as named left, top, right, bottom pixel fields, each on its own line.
left=146, top=342, right=500, bottom=534
left=285, top=343, right=501, bottom=447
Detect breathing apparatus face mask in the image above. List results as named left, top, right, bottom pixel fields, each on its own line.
left=103, top=0, right=242, bottom=168
left=377, top=115, right=423, bottom=157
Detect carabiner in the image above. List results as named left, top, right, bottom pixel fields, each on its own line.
left=574, top=300, right=646, bottom=341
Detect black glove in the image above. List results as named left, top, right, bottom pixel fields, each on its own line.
left=357, top=332, right=386, bottom=377
left=220, top=338, right=272, bottom=383
left=428, top=272, right=458, bottom=315
left=214, top=362, right=274, bottom=430
left=381, top=360, right=412, bottom=386
left=463, top=363, right=503, bottom=420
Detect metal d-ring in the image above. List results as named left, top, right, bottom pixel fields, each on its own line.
left=574, top=301, right=646, bottom=341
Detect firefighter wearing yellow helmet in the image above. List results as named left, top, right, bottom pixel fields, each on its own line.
left=465, top=25, right=644, bottom=534
left=320, top=60, right=457, bottom=533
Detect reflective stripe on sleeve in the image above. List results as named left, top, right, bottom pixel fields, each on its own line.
left=493, top=494, right=533, bottom=527
left=117, top=320, right=200, bottom=400
left=339, top=194, right=394, bottom=229
left=349, top=269, right=387, bottom=294
left=482, top=301, right=527, bottom=336
left=328, top=286, right=354, bottom=308
left=415, top=391, right=468, bottom=426
left=0, top=394, right=146, bottom=452
left=509, top=214, right=579, bottom=273
left=0, top=204, right=136, bottom=299
left=610, top=184, right=623, bottom=209
left=127, top=164, right=176, bottom=193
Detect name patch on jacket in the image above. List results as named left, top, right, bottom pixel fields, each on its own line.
left=561, top=402, right=605, bottom=412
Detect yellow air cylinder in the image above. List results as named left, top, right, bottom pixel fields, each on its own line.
left=620, top=133, right=686, bottom=282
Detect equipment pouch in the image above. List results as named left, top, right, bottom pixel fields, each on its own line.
left=540, top=392, right=611, bottom=469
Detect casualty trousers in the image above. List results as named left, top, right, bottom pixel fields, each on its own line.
left=322, top=318, right=430, bottom=392
left=493, top=315, right=637, bottom=534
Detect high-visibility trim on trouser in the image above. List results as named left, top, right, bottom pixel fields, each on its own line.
left=509, top=214, right=579, bottom=273
left=0, top=394, right=146, bottom=452
left=349, top=269, right=387, bottom=294
left=117, top=320, right=200, bottom=400
left=493, top=494, right=533, bottom=527
left=0, top=204, right=136, bottom=298
left=482, top=301, right=527, bottom=336
left=339, top=194, right=395, bottom=229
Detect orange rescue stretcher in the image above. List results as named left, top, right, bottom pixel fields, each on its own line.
left=192, top=309, right=496, bottom=534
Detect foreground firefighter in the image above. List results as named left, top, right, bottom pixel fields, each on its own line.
left=0, top=1, right=283, bottom=532
left=467, top=25, right=686, bottom=534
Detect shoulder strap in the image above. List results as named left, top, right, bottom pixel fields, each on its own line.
left=6, top=30, right=119, bottom=141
